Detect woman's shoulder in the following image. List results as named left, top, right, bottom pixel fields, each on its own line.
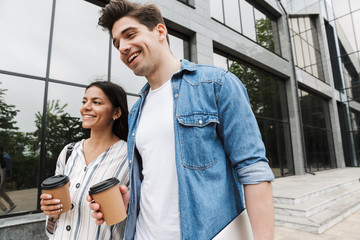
left=114, top=139, right=127, bottom=151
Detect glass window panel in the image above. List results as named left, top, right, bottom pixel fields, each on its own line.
left=353, top=11, right=360, bottom=52
left=332, top=0, right=351, bottom=18
left=169, top=35, right=185, bottom=60
left=0, top=75, right=45, bottom=214
left=294, top=35, right=305, bottom=68
left=44, top=82, right=86, bottom=179
left=229, top=60, right=246, bottom=82
left=349, top=0, right=360, bottom=11
left=50, top=0, right=109, bottom=85
left=0, top=0, right=52, bottom=77
left=254, top=9, right=268, bottom=47
left=298, top=17, right=306, bottom=33
left=301, top=39, right=311, bottom=67
left=336, top=15, right=357, bottom=52
left=240, top=0, right=256, bottom=41
left=309, top=45, right=317, bottom=65
left=224, top=0, right=241, bottom=32
left=210, top=0, right=224, bottom=23
left=304, top=17, right=311, bottom=30
left=306, top=30, right=314, bottom=46
left=213, top=53, right=228, bottom=70
left=290, top=18, right=299, bottom=34
left=312, top=65, right=319, bottom=78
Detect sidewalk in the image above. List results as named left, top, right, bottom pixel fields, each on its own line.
left=275, top=208, right=360, bottom=239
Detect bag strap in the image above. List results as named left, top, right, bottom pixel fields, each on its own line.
left=65, top=142, right=76, bottom=165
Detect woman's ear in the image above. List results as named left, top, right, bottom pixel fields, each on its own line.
left=113, top=107, right=122, bottom=119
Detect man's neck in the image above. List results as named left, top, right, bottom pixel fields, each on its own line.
left=146, top=54, right=181, bottom=90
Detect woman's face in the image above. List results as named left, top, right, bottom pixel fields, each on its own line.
left=80, top=86, right=115, bottom=131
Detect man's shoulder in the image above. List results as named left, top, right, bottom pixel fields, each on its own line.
left=182, top=61, right=230, bottom=84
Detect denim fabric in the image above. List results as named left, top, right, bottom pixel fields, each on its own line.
left=124, top=59, right=275, bottom=240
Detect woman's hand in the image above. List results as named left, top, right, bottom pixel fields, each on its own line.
left=40, top=193, right=62, bottom=219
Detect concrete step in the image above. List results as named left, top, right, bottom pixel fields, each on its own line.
left=275, top=190, right=360, bottom=234
left=274, top=182, right=360, bottom=217
left=273, top=178, right=360, bottom=205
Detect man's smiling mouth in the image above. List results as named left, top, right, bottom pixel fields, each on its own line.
left=128, top=52, right=139, bottom=63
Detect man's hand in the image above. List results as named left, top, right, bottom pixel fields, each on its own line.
left=87, top=184, right=130, bottom=226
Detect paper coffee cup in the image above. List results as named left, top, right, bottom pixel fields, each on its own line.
left=89, top=177, right=127, bottom=226
left=41, top=174, right=71, bottom=213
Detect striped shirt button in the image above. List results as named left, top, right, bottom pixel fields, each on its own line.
left=66, top=225, right=71, bottom=231
left=71, top=203, right=74, bottom=210
left=76, top=183, right=80, bottom=188
left=84, top=167, right=87, bottom=171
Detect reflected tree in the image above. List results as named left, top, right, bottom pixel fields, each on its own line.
left=229, top=61, right=281, bottom=119
left=255, top=18, right=275, bottom=51
left=31, top=100, right=85, bottom=180
left=0, top=82, right=37, bottom=190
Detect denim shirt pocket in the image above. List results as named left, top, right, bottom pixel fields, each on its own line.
left=176, top=113, right=219, bottom=170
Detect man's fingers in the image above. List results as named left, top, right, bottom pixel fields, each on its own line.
left=89, top=202, right=100, bottom=211
left=91, top=210, right=104, bottom=220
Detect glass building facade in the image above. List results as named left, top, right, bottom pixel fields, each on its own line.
left=0, top=0, right=189, bottom=217
left=0, top=0, right=359, bottom=227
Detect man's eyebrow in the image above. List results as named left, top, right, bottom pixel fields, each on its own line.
left=113, top=27, right=137, bottom=46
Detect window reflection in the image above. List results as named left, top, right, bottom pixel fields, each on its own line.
left=335, top=15, right=357, bottom=53
left=350, top=109, right=360, bottom=165
left=240, top=0, right=256, bottom=41
left=210, top=0, right=224, bottom=23
left=0, top=0, right=52, bottom=77
left=213, top=52, right=293, bottom=177
left=44, top=83, right=86, bottom=180
left=349, top=0, right=360, bottom=11
left=0, top=75, right=45, bottom=214
left=298, top=89, right=336, bottom=171
left=50, top=0, right=109, bottom=84
left=290, top=16, right=324, bottom=81
left=332, top=0, right=351, bottom=18
left=224, top=0, right=241, bottom=32
left=209, top=0, right=280, bottom=54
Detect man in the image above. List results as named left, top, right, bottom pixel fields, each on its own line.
left=89, top=0, right=274, bottom=239
left=0, top=145, right=16, bottom=214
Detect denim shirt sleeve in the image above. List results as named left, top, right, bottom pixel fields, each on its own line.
left=216, top=71, right=274, bottom=185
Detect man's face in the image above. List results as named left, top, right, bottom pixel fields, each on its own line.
left=112, top=16, right=162, bottom=77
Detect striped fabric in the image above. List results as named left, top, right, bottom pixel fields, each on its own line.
left=46, top=139, right=129, bottom=240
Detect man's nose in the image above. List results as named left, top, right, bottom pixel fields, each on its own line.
left=119, top=41, right=130, bottom=55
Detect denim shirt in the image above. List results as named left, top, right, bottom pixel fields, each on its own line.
left=124, top=59, right=275, bottom=240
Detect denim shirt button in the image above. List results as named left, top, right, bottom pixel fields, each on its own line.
left=199, top=120, right=203, bottom=124
left=132, top=133, right=135, bottom=136
left=175, top=93, right=179, bottom=98
left=178, top=211, right=180, bottom=216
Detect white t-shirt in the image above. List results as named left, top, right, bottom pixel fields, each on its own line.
left=134, top=80, right=180, bottom=240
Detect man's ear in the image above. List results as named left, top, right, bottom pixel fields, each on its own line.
left=156, top=23, right=167, bottom=42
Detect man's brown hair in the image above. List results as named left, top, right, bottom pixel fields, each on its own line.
left=99, top=0, right=169, bottom=42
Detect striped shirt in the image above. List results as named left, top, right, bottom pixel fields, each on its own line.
left=46, top=139, right=129, bottom=240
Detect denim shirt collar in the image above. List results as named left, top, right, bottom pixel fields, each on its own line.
left=138, top=59, right=196, bottom=96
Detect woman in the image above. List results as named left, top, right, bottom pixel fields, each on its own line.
left=40, top=81, right=129, bottom=239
